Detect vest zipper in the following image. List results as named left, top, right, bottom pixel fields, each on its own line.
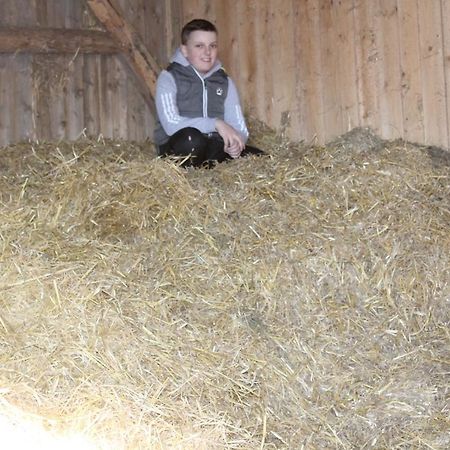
left=192, top=67, right=208, bottom=118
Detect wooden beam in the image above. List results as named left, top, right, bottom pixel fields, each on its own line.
left=0, top=27, right=119, bottom=54
left=86, top=0, right=161, bottom=98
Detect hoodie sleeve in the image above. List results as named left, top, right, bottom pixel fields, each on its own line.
left=224, top=77, right=249, bottom=143
left=155, top=70, right=217, bottom=136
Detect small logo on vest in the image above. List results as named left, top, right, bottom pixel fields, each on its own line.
left=216, top=88, right=224, bottom=96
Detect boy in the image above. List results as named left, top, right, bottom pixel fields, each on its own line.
left=154, top=19, right=263, bottom=167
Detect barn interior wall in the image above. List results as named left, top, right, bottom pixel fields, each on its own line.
left=1, top=0, right=450, bottom=150
left=182, top=0, right=450, bottom=150
left=0, top=0, right=181, bottom=147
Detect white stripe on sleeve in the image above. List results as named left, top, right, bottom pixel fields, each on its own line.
left=162, top=93, right=181, bottom=124
left=235, top=105, right=248, bottom=135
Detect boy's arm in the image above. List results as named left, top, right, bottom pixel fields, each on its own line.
left=223, top=78, right=249, bottom=143
left=155, top=71, right=217, bottom=136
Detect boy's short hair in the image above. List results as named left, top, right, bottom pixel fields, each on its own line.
left=181, top=19, right=217, bottom=44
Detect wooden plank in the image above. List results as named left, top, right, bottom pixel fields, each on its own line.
left=64, top=57, right=85, bottom=140
left=46, top=0, right=66, bottom=27
left=397, top=0, right=425, bottom=144
left=125, top=53, right=155, bottom=143
left=251, top=2, right=272, bottom=125
left=291, top=0, right=308, bottom=142
left=267, top=0, right=296, bottom=134
left=318, top=0, right=341, bottom=142
left=0, top=2, right=12, bottom=27
left=11, top=55, right=34, bottom=142
left=87, top=0, right=161, bottom=99
left=294, top=0, right=325, bottom=143
left=0, top=28, right=120, bottom=54
left=145, top=0, right=166, bottom=65
left=35, top=0, right=49, bottom=27
left=354, top=0, right=381, bottom=133
left=82, top=54, right=101, bottom=137
left=235, top=0, right=258, bottom=118
left=0, top=3, right=15, bottom=146
left=441, top=0, right=450, bottom=149
left=261, top=2, right=274, bottom=127
left=98, top=54, right=114, bottom=138
left=140, top=0, right=152, bottom=55
left=64, top=0, right=85, bottom=140
left=110, top=57, right=128, bottom=138
left=376, top=0, right=404, bottom=140
left=32, top=1, right=51, bottom=142
left=182, top=0, right=210, bottom=22
left=113, top=0, right=147, bottom=141
left=215, top=0, right=238, bottom=76
left=64, top=0, right=83, bottom=27
left=418, top=0, right=448, bottom=146
left=0, top=57, right=12, bottom=146
left=143, top=105, right=156, bottom=144
left=230, top=0, right=251, bottom=126
left=334, top=0, right=360, bottom=135
left=9, top=0, right=36, bottom=26
left=20, top=0, right=37, bottom=25
left=47, top=56, right=68, bottom=140
left=164, top=0, right=182, bottom=62
left=32, top=56, right=52, bottom=141
left=126, top=77, right=145, bottom=142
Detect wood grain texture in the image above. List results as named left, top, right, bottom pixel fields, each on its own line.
left=1, top=0, right=450, bottom=149
left=376, top=0, right=404, bottom=139
left=319, top=0, right=341, bottom=141
left=235, top=0, right=258, bottom=118
left=86, top=0, right=161, bottom=99
left=0, top=57, right=12, bottom=144
left=0, top=0, right=171, bottom=147
left=334, top=0, right=360, bottom=133
left=0, top=28, right=119, bottom=54
left=418, top=0, right=448, bottom=146
left=442, top=0, right=450, bottom=149
left=181, top=0, right=450, bottom=148
left=7, top=47, right=34, bottom=142
left=293, top=0, right=325, bottom=142
left=83, top=54, right=101, bottom=137
left=354, top=0, right=381, bottom=134
left=398, top=0, right=425, bottom=144
left=268, top=0, right=296, bottom=132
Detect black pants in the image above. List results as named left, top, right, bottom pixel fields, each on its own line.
left=158, top=127, right=264, bottom=167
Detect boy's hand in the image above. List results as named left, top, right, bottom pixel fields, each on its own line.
left=215, top=119, right=245, bottom=158
left=225, top=142, right=243, bottom=158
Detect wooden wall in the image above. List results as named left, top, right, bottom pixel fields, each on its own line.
left=182, top=0, right=450, bottom=149
left=1, top=0, right=450, bottom=150
left=0, top=0, right=181, bottom=147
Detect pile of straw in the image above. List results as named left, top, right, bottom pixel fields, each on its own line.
left=0, top=128, right=449, bottom=449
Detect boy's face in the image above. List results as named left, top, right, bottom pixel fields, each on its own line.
left=181, top=30, right=218, bottom=74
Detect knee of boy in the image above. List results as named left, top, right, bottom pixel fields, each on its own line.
left=185, top=128, right=207, bottom=148
left=169, top=127, right=207, bottom=155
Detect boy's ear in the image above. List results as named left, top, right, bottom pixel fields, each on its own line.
left=181, top=45, right=188, bottom=57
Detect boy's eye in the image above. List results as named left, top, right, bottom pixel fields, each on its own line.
left=194, top=43, right=217, bottom=49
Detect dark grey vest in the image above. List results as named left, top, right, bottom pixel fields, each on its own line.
left=154, top=63, right=229, bottom=145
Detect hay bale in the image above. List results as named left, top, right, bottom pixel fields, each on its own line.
left=0, top=131, right=449, bottom=449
